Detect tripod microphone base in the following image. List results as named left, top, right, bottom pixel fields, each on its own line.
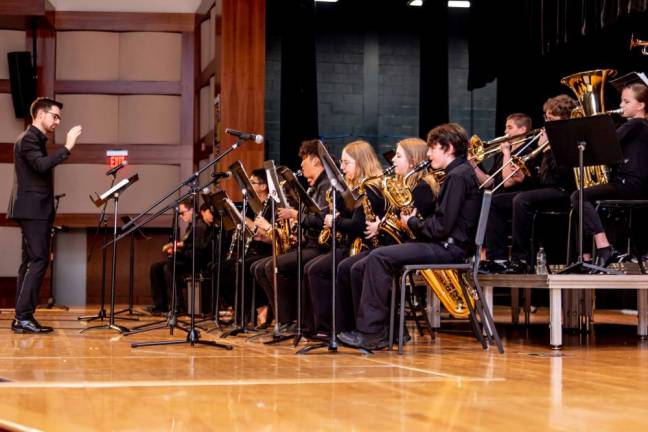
left=80, top=323, right=130, bottom=334
left=264, top=332, right=296, bottom=345
left=38, top=298, right=69, bottom=311
left=114, top=307, right=145, bottom=317
left=78, top=308, right=107, bottom=322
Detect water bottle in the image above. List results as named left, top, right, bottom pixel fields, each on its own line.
left=535, top=247, right=547, bottom=275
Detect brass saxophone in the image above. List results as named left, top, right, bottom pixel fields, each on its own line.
left=382, top=160, right=475, bottom=319
left=318, top=189, right=343, bottom=246
left=265, top=180, right=294, bottom=255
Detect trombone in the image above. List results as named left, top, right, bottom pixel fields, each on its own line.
left=491, top=140, right=550, bottom=193
left=469, top=128, right=544, bottom=164
left=630, top=34, right=648, bottom=56
left=479, top=129, right=544, bottom=189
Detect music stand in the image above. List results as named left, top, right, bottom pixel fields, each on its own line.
left=113, top=215, right=150, bottom=318
left=297, top=142, right=368, bottom=355
left=82, top=174, right=139, bottom=334
left=277, top=166, right=322, bottom=346
left=545, top=115, right=624, bottom=274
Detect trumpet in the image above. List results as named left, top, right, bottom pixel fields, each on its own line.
left=630, top=34, right=648, bottom=56
left=469, top=128, right=544, bottom=164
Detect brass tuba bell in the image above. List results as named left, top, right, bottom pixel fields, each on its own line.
left=560, top=68, right=617, bottom=189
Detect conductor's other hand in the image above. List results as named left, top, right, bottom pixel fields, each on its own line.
left=65, top=125, right=83, bottom=151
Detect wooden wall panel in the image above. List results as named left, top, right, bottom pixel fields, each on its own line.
left=218, top=0, right=266, bottom=200
left=54, top=12, right=195, bottom=33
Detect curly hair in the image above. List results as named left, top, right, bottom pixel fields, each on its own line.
left=298, top=139, right=322, bottom=160
left=426, top=123, right=469, bottom=158
left=543, top=95, right=578, bottom=120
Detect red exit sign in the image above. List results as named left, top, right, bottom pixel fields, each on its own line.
left=106, top=150, right=128, bottom=168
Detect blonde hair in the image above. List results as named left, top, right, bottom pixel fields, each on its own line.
left=342, top=140, right=383, bottom=189
left=396, top=138, right=439, bottom=196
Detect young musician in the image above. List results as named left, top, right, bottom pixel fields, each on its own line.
left=304, top=140, right=383, bottom=335
left=475, top=113, right=537, bottom=273
left=148, top=199, right=212, bottom=315
left=337, top=128, right=472, bottom=351
left=336, top=138, right=439, bottom=334
left=570, top=83, right=648, bottom=267
left=506, top=95, right=578, bottom=273
left=7, top=97, right=82, bottom=333
left=250, top=139, right=330, bottom=328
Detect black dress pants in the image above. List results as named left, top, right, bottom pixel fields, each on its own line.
left=16, top=219, right=51, bottom=320
left=511, top=187, right=570, bottom=261
left=356, top=242, right=465, bottom=334
left=335, top=250, right=370, bottom=332
left=149, top=259, right=188, bottom=311
left=251, top=247, right=323, bottom=325
left=570, top=182, right=643, bottom=237
left=484, top=191, right=518, bottom=261
left=305, top=248, right=349, bottom=333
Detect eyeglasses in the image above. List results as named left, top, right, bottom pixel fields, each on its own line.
left=340, top=159, right=355, bottom=166
left=45, top=111, right=61, bottom=121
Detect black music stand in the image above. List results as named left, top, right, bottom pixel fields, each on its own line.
left=297, top=142, right=368, bottom=355
left=113, top=215, right=149, bottom=318
left=277, top=166, right=321, bottom=346
left=546, top=115, right=624, bottom=275
left=81, top=174, right=139, bottom=334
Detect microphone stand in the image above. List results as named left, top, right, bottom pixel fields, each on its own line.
left=114, top=216, right=148, bottom=318
left=292, top=194, right=303, bottom=347
left=206, top=208, right=225, bottom=331
left=38, top=195, right=69, bottom=310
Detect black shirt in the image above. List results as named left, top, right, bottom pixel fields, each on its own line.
left=408, top=157, right=481, bottom=249
left=302, top=170, right=331, bottom=247
left=610, top=118, right=648, bottom=192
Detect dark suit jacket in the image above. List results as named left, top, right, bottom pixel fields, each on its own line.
left=7, top=125, right=70, bottom=221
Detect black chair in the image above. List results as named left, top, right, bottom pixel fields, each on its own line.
left=390, top=191, right=504, bottom=354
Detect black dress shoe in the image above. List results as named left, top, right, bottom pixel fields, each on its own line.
left=595, top=246, right=620, bottom=268
left=338, top=330, right=362, bottom=346
left=504, top=259, right=528, bottom=274
left=479, top=260, right=508, bottom=274
left=11, top=318, right=53, bottom=334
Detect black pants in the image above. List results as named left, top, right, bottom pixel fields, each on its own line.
left=336, top=250, right=370, bottom=332
left=570, top=182, right=643, bottom=237
left=251, top=247, right=323, bottom=325
left=16, top=219, right=51, bottom=320
left=149, top=259, right=188, bottom=311
left=511, top=187, right=570, bottom=261
left=221, top=252, right=270, bottom=320
left=484, top=191, right=518, bottom=261
left=356, top=242, right=465, bottom=334
left=305, top=248, right=349, bottom=333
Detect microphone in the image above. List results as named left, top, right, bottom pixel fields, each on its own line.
left=54, top=193, right=66, bottom=199
left=225, top=128, right=264, bottom=144
left=211, top=171, right=232, bottom=179
left=105, top=160, right=128, bottom=176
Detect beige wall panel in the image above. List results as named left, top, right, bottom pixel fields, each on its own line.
left=118, top=95, right=180, bottom=144
left=55, top=94, right=119, bottom=144
left=0, top=94, right=27, bottom=143
left=0, top=30, right=26, bottom=80
left=119, top=33, right=181, bottom=81
left=54, top=163, right=181, bottom=214
left=199, top=85, right=210, bottom=138
left=0, top=163, right=14, bottom=216
left=56, top=31, right=119, bottom=81
left=0, top=227, right=21, bottom=277
left=200, top=18, right=210, bottom=71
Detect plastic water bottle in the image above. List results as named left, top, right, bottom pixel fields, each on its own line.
left=536, top=247, right=547, bottom=275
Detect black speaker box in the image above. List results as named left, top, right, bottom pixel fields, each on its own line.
left=7, top=51, right=36, bottom=119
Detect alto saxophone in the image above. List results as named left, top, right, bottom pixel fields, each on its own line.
left=318, top=189, right=343, bottom=246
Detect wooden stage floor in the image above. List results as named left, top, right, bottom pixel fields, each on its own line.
left=0, top=306, right=647, bottom=431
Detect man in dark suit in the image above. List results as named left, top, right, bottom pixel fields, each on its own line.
left=7, top=97, right=82, bottom=333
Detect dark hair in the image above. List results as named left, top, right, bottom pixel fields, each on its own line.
left=199, top=202, right=210, bottom=213
left=251, top=168, right=267, bottom=184
left=506, top=113, right=532, bottom=132
left=426, top=123, right=469, bottom=157
left=30, top=97, right=63, bottom=120
left=179, top=198, right=193, bottom=210
left=543, top=95, right=577, bottom=120
left=298, top=139, right=322, bottom=160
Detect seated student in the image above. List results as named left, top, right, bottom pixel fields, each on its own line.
left=147, top=199, right=213, bottom=315
left=506, top=95, right=578, bottom=273
left=335, top=137, right=438, bottom=334
left=570, top=82, right=648, bottom=267
left=250, top=139, right=330, bottom=328
left=339, top=123, right=481, bottom=350
left=474, top=113, right=538, bottom=273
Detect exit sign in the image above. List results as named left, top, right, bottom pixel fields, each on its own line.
left=106, top=150, right=128, bottom=168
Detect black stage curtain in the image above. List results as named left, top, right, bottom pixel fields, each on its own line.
left=468, top=0, right=648, bottom=128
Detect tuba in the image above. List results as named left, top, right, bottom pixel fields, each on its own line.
left=382, top=160, right=475, bottom=319
left=560, top=68, right=617, bottom=188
